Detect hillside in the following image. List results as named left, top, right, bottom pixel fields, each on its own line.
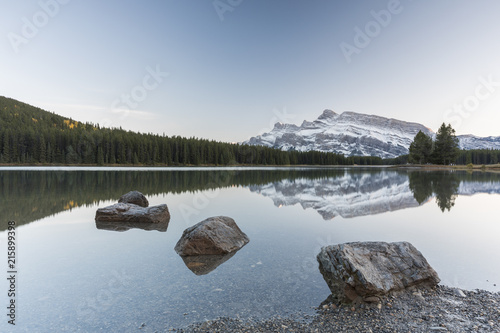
left=0, top=96, right=352, bottom=166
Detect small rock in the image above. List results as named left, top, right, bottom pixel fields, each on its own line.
left=364, top=296, right=380, bottom=303
left=453, top=288, right=466, bottom=298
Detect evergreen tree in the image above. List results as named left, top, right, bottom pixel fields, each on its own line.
left=432, top=123, right=459, bottom=165
left=409, top=131, right=433, bottom=164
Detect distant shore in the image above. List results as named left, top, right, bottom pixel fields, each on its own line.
left=1, top=163, right=500, bottom=172
left=176, top=285, right=500, bottom=333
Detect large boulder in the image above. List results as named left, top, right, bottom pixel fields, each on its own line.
left=175, top=216, right=249, bottom=256
left=118, top=190, right=149, bottom=207
left=317, top=241, right=440, bottom=302
left=95, top=203, right=170, bottom=224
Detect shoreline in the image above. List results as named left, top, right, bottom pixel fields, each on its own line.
left=175, top=285, right=500, bottom=333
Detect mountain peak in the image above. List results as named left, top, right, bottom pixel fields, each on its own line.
left=317, top=109, right=337, bottom=120
left=244, top=109, right=500, bottom=158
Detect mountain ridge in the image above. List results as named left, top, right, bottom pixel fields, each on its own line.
left=244, top=109, right=500, bottom=158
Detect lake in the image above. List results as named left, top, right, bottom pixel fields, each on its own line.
left=0, top=167, right=499, bottom=332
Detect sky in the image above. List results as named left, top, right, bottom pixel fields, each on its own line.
left=1, top=0, right=500, bottom=142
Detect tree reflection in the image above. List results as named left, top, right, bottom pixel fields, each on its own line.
left=409, top=171, right=460, bottom=212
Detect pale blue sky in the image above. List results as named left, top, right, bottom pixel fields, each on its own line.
left=1, top=0, right=500, bottom=142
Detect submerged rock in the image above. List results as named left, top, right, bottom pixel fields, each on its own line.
left=118, top=190, right=149, bottom=207
left=175, top=216, right=249, bottom=256
left=317, top=241, right=440, bottom=302
left=95, top=203, right=170, bottom=224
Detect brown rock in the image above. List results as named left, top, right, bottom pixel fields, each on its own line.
left=118, top=191, right=149, bottom=207
left=317, top=241, right=440, bottom=302
left=174, top=216, right=249, bottom=256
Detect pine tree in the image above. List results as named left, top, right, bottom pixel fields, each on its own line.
left=409, top=131, right=433, bottom=164
left=432, top=123, right=459, bottom=165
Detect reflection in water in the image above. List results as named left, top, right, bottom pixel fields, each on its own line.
left=250, top=170, right=500, bottom=219
left=408, top=171, right=461, bottom=212
left=0, top=168, right=342, bottom=231
left=250, top=170, right=418, bottom=219
left=95, top=220, right=169, bottom=232
left=2, top=168, right=500, bottom=230
left=179, top=252, right=238, bottom=275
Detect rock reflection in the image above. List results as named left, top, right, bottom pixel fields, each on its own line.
left=179, top=252, right=238, bottom=275
left=95, top=220, right=169, bottom=232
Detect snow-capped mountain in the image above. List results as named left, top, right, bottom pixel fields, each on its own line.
left=244, top=110, right=500, bottom=158
left=458, top=134, right=500, bottom=150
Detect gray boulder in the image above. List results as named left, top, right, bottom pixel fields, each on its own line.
left=175, top=216, right=249, bottom=256
left=118, top=190, right=149, bottom=207
left=317, top=241, right=440, bottom=302
left=95, top=203, right=170, bottom=224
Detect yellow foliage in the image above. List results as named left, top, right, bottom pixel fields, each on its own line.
left=63, top=119, right=78, bottom=129
left=32, top=117, right=38, bottom=123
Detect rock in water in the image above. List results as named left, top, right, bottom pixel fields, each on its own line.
left=317, top=241, right=440, bottom=302
left=118, top=190, right=149, bottom=207
left=95, top=203, right=170, bottom=224
left=175, top=216, right=249, bottom=256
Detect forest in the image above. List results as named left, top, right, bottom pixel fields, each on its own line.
left=0, top=96, right=370, bottom=166
left=1, top=96, right=499, bottom=166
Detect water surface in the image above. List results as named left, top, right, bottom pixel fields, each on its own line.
left=0, top=167, right=499, bottom=332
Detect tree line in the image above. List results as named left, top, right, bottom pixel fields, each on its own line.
left=2, top=97, right=499, bottom=166
left=0, top=96, right=378, bottom=166
left=408, top=122, right=500, bottom=165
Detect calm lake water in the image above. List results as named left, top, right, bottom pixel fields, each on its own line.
left=0, top=167, right=499, bottom=332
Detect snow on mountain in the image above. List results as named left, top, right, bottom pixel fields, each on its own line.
left=244, top=110, right=500, bottom=158
left=458, top=134, right=500, bottom=150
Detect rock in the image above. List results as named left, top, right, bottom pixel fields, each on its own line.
left=452, top=288, right=466, bottom=298
left=95, top=203, right=170, bottom=224
left=175, top=216, right=249, bottom=256
left=317, top=241, right=440, bottom=302
left=95, top=219, right=169, bottom=232
left=179, top=252, right=238, bottom=275
left=363, top=296, right=381, bottom=303
left=118, top=190, right=149, bottom=207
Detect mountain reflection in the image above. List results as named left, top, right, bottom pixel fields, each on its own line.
left=2, top=168, right=500, bottom=231
left=249, top=170, right=500, bottom=219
